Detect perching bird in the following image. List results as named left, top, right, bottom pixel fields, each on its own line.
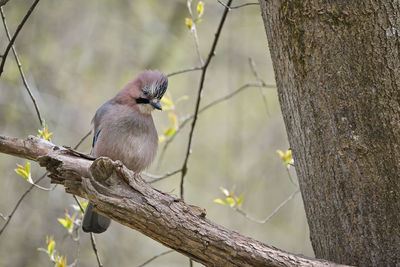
left=82, top=70, right=168, bottom=233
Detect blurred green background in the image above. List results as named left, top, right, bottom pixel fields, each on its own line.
left=0, top=0, right=313, bottom=266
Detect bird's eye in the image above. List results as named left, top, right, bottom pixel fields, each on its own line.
left=143, top=90, right=149, bottom=96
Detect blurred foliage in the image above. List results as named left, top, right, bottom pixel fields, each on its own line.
left=37, top=123, right=53, bottom=141
left=37, top=236, right=67, bottom=267
left=0, top=0, right=312, bottom=266
left=14, top=161, right=32, bottom=183
left=276, top=149, right=293, bottom=168
left=214, top=186, right=243, bottom=208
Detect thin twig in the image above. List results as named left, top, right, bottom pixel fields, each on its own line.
left=30, top=182, right=53, bottom=191
left=235, top=189, right=300, bottom=224
left=286, top=167, right=297, bottom=186
left=73, top=130, right=91, bottom=149
left=217, top=0, right=259, bottom=9
left=89, top=232, right=103, bottom=267
left=72, top=195, right=103, bottom=267
left=0, top=0, right=11, bottom=7
left=0, top=7, right=43, bottom=125
left=186, top=0, right=204, bottom=65
left=136, top=250, right=174, bottom=267
left=0, top=0, right=40, bottom=77
left=180, top=0, right=233, bottom=199
left=249, top=58, right=270, bottom=116
left=142, top=168, right=182, bottom=184
left=0, top=173, right=47, bottom=236
left=158, top=81, right=276, bottom=167
left=167, top=66, right=203, bottom=77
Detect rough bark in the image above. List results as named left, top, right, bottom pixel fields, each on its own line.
left=259, top=1, right=400, bottom=266
left=0, top=135, right=343, bottom=267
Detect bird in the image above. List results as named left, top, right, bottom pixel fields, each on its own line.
left=82, top=70, right=168, bottom=233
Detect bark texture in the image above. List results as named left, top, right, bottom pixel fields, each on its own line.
left=0, top=135, right=343, bottom=267
left=259, top=1, right=400, bottom=266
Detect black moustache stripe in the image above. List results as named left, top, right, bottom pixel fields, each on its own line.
left=136, top=98, right=150, bottom=104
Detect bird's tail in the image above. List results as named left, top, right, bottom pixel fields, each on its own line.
left=82, top=202, right=111, bottom=233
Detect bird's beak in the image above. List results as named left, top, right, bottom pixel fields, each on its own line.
left=150, top=100, right=162, bottom=110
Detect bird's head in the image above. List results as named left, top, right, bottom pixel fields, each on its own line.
left=119, top=70, right=168, bottom=114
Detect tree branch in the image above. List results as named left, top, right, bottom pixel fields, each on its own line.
left=0, top=135, right=343, bottom=266
left=0, top=7, right=43, bottom=125
left=0, top=0, right=40, bottom=77
left=180, top=0, right=233, bottom=199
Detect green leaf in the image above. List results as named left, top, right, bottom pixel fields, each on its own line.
left=197, top=1, right=204, bottom=17
left=47, top=236, right=55, bottom=256
left=236, top=194, right=244, bottom=207
left=57, top=218, right=69, bottom=229
left=25, top=161, right=30, bottom=174
left=213, top=198, right=227, bottom=206
left=14, top=162, right=32, bottom=183
left=15, top=169, right=28, bottom=179
left=163, top=127, right=176, bottom=138
left=185, top=17, right=193, bottom=30
left=225, top=197, right=236, bottom=207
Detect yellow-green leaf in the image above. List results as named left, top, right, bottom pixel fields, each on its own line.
left=226, top=197, right=236, bottom=207
left=168, top=113, right=178, bottom=128
left=158, top=135, right=166, bottom=143
left=236, top=194, right=244, bottom=207
left=37, top=124, right=54, bottom=141
left=25, top=161, right=30, bottom=174
left=213, top=198, right=227, bottom=206
left=15, top=169, right=28, bottom=178
left=276, top=149, right=292, bottom=166
left=14, top=162, right=33, bottom=183
left=197, top=1, right=204, bottom=17
left=161, top=95, right=174, bottom=111
left=185, top=17, right=193, bottom=29
left=81, top=200, right=88, bottom=211
left=56, top=255, right=67, bottom=267
left=57, top=218, right=69, bottom=229
left=163, top=127, right=176, bottom=138
left=47, top=236, right=55, bottom=256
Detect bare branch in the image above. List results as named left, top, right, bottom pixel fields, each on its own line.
left=136, top=250, right=174, bottom=267
left=72, top=195, right=103, bottom=267
left=217, top=0, right=259, bottom=10
left=142, top=168, right=182, bottom=183
left=89, top=232, right=103, bottom=267
left=0, top=0, right=40, bottom=77
left=249, top=58, right=270, bottom=116
left=235, top=189, right=300, bottom=224
left=158, top=82, right=276, bottom=167
left=0, top=135, right=343, bottom=266
left=0, top=6, right=43, bottom=125
left=0, top=0, right=10, bottom=7
left=180, top=0, right=233, bottom=199
left=167, top=66, right=203, bottom=77
left=0, top=173, right=47, bottom=236
left=73, top=130, right=91, bottom=150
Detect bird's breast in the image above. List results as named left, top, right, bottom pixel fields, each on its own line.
left=93, top=113, right=158, bottom=173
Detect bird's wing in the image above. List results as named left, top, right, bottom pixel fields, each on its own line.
left=91, top=101, right=112, bottom=154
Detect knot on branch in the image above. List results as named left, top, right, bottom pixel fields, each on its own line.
left=84, top=157, right=140, bottom=201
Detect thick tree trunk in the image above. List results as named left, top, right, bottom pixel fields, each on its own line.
left=259, top=1, right=400, bottom=266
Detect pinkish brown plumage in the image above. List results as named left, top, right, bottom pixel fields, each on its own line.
left=82, top=70, right=168, bottom=233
